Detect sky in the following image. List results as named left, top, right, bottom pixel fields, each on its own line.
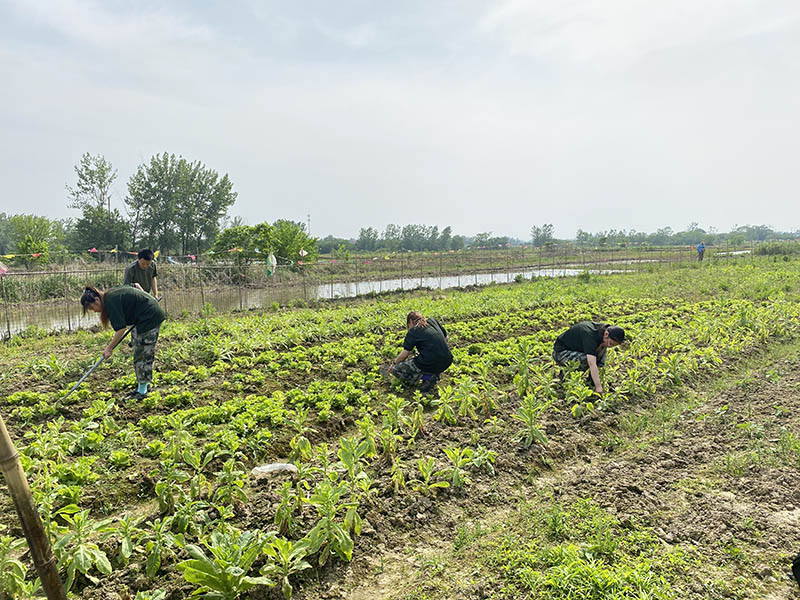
left=1, top=0, right=799, bottom=240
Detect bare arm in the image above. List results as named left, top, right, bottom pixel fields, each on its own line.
left=151, top=277, right=158, bottom=298
left=390, top=349, right=411, bottom=372
left=587, top=354, right=603, bottom=394
left=103, top=328, right=128, bottom=359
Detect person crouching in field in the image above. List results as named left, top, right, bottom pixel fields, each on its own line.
left=390, top=311, right=453, bottom=393
left=81, top=286, right=165, bottom=400
left=552, top=321, right=625, bottom=395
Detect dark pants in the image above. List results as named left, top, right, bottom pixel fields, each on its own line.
left=391, top=358, right=440, bottom=391
left=552, top=347, right=606, bottom=371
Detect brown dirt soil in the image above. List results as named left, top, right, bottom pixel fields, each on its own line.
left=307, top=356, right=800, bottom=600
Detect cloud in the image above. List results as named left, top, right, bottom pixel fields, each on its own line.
left=6, top=0, right=214, bottom=47
left=478, top=0, right=800, bottom=68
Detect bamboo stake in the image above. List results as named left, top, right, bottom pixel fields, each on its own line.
left=0, top=413, right=67, bottom=600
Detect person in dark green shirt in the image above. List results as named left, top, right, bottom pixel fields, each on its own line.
left=123, top=249, right=159, bottom=297
left=553, top=321, right=625, bottom=394
left=81, top=286, right=166, bottom=399
left=390, top=311, right=453, bottom=392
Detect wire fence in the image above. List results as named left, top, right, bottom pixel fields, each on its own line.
left=0, top=243, right=754, bottom=339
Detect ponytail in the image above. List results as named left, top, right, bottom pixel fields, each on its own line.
left=406, top=311, right=428, bottom=329
left=81, top=286, right=110, bottom=329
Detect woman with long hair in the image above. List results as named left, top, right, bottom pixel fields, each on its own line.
left=389, top=311, right=453, bottom=392
left=80, top=285, right=165, bottom=399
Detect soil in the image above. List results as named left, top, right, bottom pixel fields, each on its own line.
left=299, top=352, right=800, bottom=600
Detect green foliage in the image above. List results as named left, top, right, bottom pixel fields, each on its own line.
left=513, top=395, right=550, bottom=448
left=0, top=536, right=36, bottom=599
left=52, top=508, right=114, bottom=591
left=126, top=152, right=237, bottom=254
left=409, top=457, right=450, bottom=496
left=261, top=537, right=313, bottom=600
left=178, top=528, right=272, bottom=599
left=304, top=481, right=355, bottom=566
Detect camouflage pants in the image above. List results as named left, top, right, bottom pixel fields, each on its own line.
left=132, top=326, right=160, bottom=385
left=391, top=358, right=423, bottom=386
left=552, top=347, right=606, bottom=371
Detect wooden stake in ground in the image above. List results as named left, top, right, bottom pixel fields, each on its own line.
left=0, top=412, right=67, bottom=600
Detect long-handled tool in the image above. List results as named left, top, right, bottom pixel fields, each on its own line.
left=61, top=296, right=162, bottom=403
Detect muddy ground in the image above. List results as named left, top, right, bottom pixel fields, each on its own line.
left=296, top=346, right=800, bottom=600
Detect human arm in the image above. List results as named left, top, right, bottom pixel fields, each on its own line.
left=151, top=277, right=158, bottom=298
left=103, top=328, right=128, bottom=358
left=586, top=354, right=603, bottom=394
left=389, top=349, right=411, bottom=372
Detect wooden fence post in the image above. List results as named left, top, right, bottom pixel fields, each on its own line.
left=0, top=413, right=68, bottom=600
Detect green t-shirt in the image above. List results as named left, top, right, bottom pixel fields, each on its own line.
left=104, top=286, right=165, bottom=333
left=553, top=321, right=606, bottom=356
left=123, top=260, right=158, bottom=293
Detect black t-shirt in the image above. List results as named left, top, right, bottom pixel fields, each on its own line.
left=553, top=321, right=605, bottom=356
left=104, top=286, right=165, bottom=333
left=403, top=317, right=453, bottom=374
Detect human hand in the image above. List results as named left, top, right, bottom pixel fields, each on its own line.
left=594, top=385, right=603, bottom=395
left=103, top=346, right=113, bottom=359
left=134, top=283, right=143, bottom=291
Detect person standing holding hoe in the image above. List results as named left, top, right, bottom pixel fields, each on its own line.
left=390, top=311, right=453, bottom=393
left=553, top=321, right=625, bottom=394
left=81, top=285, right=165, bottom=400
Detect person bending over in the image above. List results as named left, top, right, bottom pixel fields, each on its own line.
left=553, top=321, right=625, bottom=394
left=390, top=311, right=453, bottom=393
left=81, top=285, right=165, bottom=400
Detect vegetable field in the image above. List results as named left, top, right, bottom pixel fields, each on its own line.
left=2, top=259, right=800, bottom=599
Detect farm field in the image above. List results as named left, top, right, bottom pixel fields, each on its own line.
left=2, top=259, right=800, bottom=599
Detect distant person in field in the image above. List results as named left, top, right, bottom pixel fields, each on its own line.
left=124, top=249, right=159, bottom=297
left=390, top=311, right=453, bottom=393
left=553, top=321, right=625, bottom=395
left=81, top=286, right=165, bottom=400
left=696, top=241, right=705, bottom=262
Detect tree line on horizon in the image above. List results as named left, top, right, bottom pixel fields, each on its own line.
left=0, top=152, right=797, bottom=270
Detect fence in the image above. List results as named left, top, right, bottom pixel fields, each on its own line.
left=0, top=243, right=755, bottom=339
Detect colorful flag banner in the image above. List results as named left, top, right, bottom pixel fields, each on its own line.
left=266, top=253, right=277, bottom=276
left=0, top=261, right=7, bottom=276
left=299, top=249, right=308, bottom=257
left=88, top=248, right=98, bottom=253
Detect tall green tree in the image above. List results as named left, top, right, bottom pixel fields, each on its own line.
left=66, top=153, right=117, bottom=213
left=126, top=153, right=237, bottom=254
left=66, top=153, right=127, bottom=252
left=530, top=224, right=554, bottom=247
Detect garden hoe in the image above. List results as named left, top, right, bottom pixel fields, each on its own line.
left=60, top=296, right=162, bottom=404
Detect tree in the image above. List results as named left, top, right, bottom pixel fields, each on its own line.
left=6, top=214, right=56, bottom=269
left=212, top=221, right=317, bottom=265
left=66, top=153, right=127, bottom=253
left=471, top=232, right=491, bottom=247
left=438, top=226, right=452, bottom=251
left=70, top=206, right=129, bottom=255
left=271, top=220, right=318, bottom=263
left=66, top=153, right=117, bottom=213
left=356, top=227, right=379, bottom=251
left=530, top=224, right=554, bottom=247
left=126, top=153, right=236, bottom=254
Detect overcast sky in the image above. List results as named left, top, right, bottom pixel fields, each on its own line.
left=2, top=0, right=799, bottom=239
